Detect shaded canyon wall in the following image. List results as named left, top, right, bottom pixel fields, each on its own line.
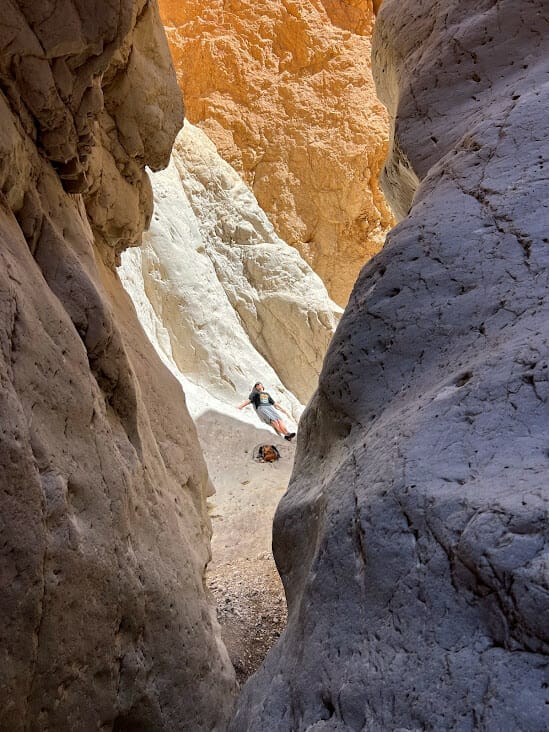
left=158, top=0, right=394, bottom=306
left=0, top=2, right=235, bottom=729
left=232, top=0, right=549, bottom=729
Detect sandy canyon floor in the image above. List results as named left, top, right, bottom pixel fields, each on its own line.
left=195, top=409, right=295, bottom=684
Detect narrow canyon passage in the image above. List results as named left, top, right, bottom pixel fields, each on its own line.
left=1, top=0, right=546, bottom=729
left=116, top=118, right=337, bottom=686
left=196, top=412, right=294, bottom=683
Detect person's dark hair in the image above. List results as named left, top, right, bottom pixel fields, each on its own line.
left=253, top=382, right=262, bottom=389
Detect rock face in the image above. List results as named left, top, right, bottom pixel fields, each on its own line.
left=0, top=2, right=235, bottom=729
left=232, top=1, right=549, bottom=729
left=120, top=121, right=340, bottom=409
left=158, top=0, right=394, bottom=306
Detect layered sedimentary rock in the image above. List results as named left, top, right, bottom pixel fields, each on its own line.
left=120, top=121, right=340, bottom=409
left=232, top=1, right=549, bottom=729
left=0, top=2, right=235, bottom=729
left=158, top=0, right=394, bottom=306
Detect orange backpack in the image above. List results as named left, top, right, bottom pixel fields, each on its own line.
left=259, top=445, right=280, bottom=462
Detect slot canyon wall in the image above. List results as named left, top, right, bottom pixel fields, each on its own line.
left=0, top=2, right=236, bottom=729
left=232, top=0, right=549, bottom=729
left=157, top=0, right=395, bottom=306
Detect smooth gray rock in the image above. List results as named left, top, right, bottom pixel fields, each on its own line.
left=231, top=1, right=548, bottom=729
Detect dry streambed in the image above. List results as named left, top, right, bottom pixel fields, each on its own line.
left=196, top=412, right=295, bottom=683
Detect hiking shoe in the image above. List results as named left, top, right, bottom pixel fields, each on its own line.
left=284, top=432, right=296, bottom=441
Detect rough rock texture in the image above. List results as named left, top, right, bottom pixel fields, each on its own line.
left=158, top=0, right=394, bottom=306
left=232, top=1, right=549, bottom=729
left=120, top=121, right=340, bottom=407
left=0, top=2, right=235, bottom=729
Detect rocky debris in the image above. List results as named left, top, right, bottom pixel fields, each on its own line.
left=158, top=0, right=394, bottom=306
left=231, top=1, right=549, bottom=729
left=209, top=565, right=287, bottom=686
left=0, top=2, right=235, bottom=729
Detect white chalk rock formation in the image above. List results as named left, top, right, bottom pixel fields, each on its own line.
left=232, top=1, right=549, bottom=729
left=120, top=122, right=341, bottom=411
left=0, top=2, right=235, bottom=729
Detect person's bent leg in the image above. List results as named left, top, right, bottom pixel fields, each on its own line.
left=278, top=419, right=295, bottom=437
left=275, top=418, right=296, bottom=441
left=271, top=419, right=288, bottom=436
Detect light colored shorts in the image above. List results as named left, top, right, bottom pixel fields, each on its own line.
left=256, top=405, right=280, bottom=425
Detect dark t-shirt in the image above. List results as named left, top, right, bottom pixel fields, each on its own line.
left=249, top=390, right=275, bottom=409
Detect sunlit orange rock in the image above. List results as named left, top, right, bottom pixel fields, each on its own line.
left=159, top=0, right=394, bottom=305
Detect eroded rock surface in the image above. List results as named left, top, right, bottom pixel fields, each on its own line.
left=232, top=1, right=549, bottom=729
left=120, top=121, right=340, bottom=407
left=158, top=0, right=394, bottom=305
left=0, top=2, right=235, bottom=729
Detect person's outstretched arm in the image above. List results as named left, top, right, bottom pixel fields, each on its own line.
left=237, top=399, right=251, bottom=409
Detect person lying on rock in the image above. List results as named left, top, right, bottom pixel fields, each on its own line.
left=237, top=382, right=296, bottom=441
